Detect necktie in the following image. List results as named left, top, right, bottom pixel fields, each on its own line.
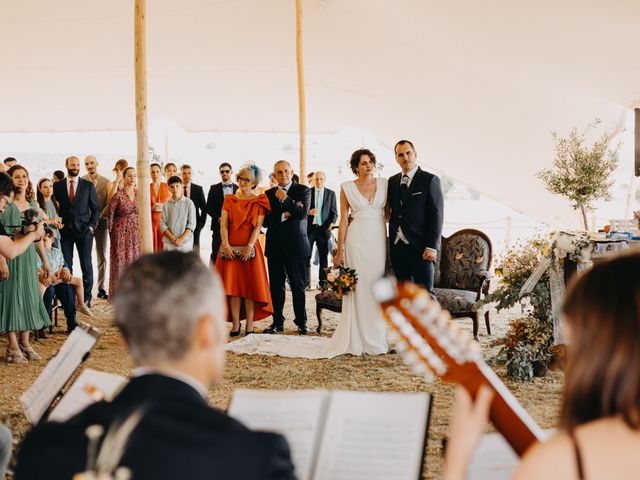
left=183, top=185, right=188, bottom=197
left=400, top=174, right=409, bottom=205
left=314, top=189, right=323, bottom=226
left=69, top=179, right=75, bottom=203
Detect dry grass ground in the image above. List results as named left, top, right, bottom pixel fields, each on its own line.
left=0, top=292, right=563, bottom=479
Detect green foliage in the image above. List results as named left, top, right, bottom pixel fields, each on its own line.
left=477, top=236, right=554, bottom=381
left=537, top=119, right=619, bottom=229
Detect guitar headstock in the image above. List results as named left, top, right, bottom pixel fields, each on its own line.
left=372, top=277, right=481, bottom=384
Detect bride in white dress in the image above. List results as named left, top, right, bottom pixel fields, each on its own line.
left=225, top=149, right=388, bottom=358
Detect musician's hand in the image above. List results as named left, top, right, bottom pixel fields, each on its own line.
left=443, top=385, right=494, bottom=480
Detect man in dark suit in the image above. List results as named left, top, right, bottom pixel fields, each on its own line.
left=15, top=251, right=295, bottom=480
left=306, top=171, right=338, bottom=288
left=181, top=164, right=207, bottom=252
left=263, top=160, right=311, bottom=334
left=387, top=140, right=444, bottom=294
left=205, top=162, right=238, bottom=264
left=53, top=156, right=99, bottom=306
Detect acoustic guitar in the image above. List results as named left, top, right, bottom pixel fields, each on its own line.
left=372, top=277, right=546, bottom=456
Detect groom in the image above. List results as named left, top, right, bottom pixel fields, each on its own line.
left=263, top=160, right=311, bottom=334
left=387, top=140, right=444, bottom=295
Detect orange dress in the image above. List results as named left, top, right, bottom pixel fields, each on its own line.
left=150, top=182, right=170, bottom=252
left=215, top=194, right=273, bottom=322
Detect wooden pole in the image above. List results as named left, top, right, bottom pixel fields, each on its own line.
left=295, top=0, right=306, bottom=180
left=134, top=0, right=153, bottom=253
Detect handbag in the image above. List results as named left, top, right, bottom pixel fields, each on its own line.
left=220, top=245, right=255, bottom=260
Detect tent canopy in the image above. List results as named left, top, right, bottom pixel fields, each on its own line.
left=2, top=0, right=639, bottom=227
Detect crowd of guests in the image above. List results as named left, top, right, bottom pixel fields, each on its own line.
left=0, top=154, right=332, bottom=362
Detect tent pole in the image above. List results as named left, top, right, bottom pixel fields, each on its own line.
left=295, top=0, right=306, bottom=180
left=134, top=0, right=153, bottom=253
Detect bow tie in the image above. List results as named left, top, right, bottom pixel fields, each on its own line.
left=222, top=183, right=232, bottom=188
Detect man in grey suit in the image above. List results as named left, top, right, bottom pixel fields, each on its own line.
left=83, top=155, right=111, bottom=299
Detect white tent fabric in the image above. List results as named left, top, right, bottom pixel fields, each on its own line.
left=2, top=0, right=640, bottom=227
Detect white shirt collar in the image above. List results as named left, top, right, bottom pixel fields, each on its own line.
left=133, top=367, right=208, bottom=398
left=280, top=182, right=292, bottom=191
left=403, top=165, right=419, bottom=180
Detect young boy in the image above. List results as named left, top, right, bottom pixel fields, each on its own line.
left=37, top=228, right=92, bottom=317
left=161, top=176, right=197, bottom=252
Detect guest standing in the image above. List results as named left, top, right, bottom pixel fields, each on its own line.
left=108, top=167, right=141, bottom=298
left=83, top=155, right=111, bottom=299
left=36, top=178, right=63, bottom=245
left=150, top=163, right=170, bottom=252
left=163, top=162, right=177, bottom=180
left=205, top=162, right=238, bottom=265
left=0, top=165, right=51, bottom=363
left=216, top=164, right=272, bottom=335
left=161, top=176, right=196, bottom=252
left=53, top=156, right=99, bottom=307
left=263, top=160, right=310, bottom=334
left=306, top=171, right=337, bottom=287
left=107, top=158, right=128, bottom=201
left=181, top=164, right=207, bottom=251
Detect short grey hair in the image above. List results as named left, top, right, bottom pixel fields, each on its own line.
left=113, top=251, right=226, bottom=365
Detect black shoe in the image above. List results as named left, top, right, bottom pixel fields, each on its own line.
left=263, top=325, right=284, bottom=334
left=230, top=322, right=242, bottom=337
left=97, top=289, right=108, bottom=300
left=294, top=320, right=309, bottom=335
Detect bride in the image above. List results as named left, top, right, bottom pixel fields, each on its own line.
left=225, top=149, right=388, bottom=358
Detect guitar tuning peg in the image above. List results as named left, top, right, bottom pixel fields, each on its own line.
left=394, top=339, right=409, bottom=353
left=387, top=329, right=401, bottom=344
left=404, top=350, right=419, bottom=366
left=410, top=361, right=432, bottom=379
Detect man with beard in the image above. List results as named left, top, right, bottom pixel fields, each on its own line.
left=205, top=162, right=238, bottom=265
left=82, top=155, right=111, bottom=299
left=53, top=156, right=100, bottom=307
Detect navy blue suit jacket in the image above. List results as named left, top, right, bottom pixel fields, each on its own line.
left=264, top=183, right=311, bottom=259
left=53, top=177, right=99, bottom=237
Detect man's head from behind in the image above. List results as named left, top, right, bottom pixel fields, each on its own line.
left=113, top=251, right=227, bottom=387
left=0, top=172, right=15, bottom=212
left=3, top=157, right=17, bottom=168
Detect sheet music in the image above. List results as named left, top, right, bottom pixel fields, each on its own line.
left=228, top=389, right=330, bottom=480
left=48, top=368, right=127, bottom=422
left=19, top=327, right=99, bottom=424
left=313, top=391, right=431, bottom=480
left=467, top=433, right=519, bottom=480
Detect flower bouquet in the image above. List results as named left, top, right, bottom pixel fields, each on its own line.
left=321, top=266, right=358, bottom=299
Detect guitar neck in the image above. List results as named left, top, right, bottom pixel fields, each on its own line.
left=458, top=360, right=546, bottom=456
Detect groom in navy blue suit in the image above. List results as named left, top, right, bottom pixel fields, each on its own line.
left=388, top=140, right=444, bottom=294
left=53, top=156, right=99, bottom=306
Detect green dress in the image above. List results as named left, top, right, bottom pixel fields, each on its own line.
left=0, top=201, right=51, bottom=334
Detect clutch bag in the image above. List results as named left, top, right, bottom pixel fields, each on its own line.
left=220, top=245, right=255, bottom=260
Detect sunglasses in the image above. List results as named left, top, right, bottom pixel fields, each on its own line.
left=237, top=177, right=252, bottom=184
left=220, top=169, right=231, bottom=174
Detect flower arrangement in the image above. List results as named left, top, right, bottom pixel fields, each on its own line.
left=322, top=266, right=358, bottom=299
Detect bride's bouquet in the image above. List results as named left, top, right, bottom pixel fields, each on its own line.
left=321, top=266, right=358, bottom=299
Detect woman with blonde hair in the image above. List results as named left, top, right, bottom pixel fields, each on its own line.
left=215, top=163, right=272, bottom=335
left=444, top=252, right=640, bottom=479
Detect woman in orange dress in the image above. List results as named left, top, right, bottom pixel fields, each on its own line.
left=150, top=163, right=170, bottom=252
left=216, top=164, right=272, bottom=336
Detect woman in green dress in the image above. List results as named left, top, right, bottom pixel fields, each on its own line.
left=1, top=165, right=51, bottom=364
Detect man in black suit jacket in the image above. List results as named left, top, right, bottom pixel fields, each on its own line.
left=15, top=252, right=295, bottom=480
left=306, top=171, right=338, bottom=287
left=53, top=156, right=99, bottom=306
left=387, top=140, right=444, bottom=294
left=181, top=164, right=207, bottom=251
left=205, top=162, right=238, bottom=264
left=263, top=160, right=311, bottom=334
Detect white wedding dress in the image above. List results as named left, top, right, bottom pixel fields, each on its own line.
left=225, top=178, right=388, bottom=359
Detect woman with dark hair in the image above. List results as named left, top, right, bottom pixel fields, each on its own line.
left=0, top=165, right=51, bottom=363
left=150, top=162, right=170, bottom=252
left=444, top=253, right=640, bottom=479
left=108, top=166, right=141, bottom=298
left=52, top=170, right=65, bottom=183
left=37, top=178, right=63, bottom=245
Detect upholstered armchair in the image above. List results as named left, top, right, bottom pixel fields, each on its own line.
left=434, top=229, right=492, bottom=340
